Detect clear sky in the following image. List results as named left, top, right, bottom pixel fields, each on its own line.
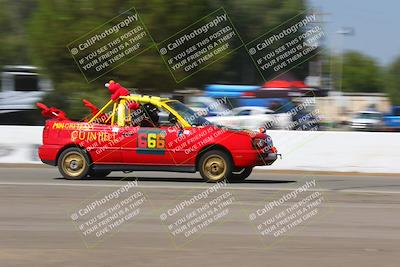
left=308, top=0, right=400, bottom=65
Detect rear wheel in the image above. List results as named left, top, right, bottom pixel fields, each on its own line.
left=57, top=148, right=90, bottom=180
left=198, top=150, right=232, bottom=183
left=230, top=167, right=253, bottom=182
left=88, top=170, right=112, bottom=178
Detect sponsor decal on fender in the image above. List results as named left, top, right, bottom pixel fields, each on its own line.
left=53, top=122, right=94, bottom=131
left=71, top=130, right=115, bottom=142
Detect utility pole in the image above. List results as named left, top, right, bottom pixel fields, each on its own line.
left=306, top=7, right=330, bottom=89
left=336, top=27, right=355, bottom=92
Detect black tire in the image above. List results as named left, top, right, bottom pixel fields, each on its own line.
left=198, top=150, right=232, bottom=183
left=57, top=147, right=90, bottom=180
left=229, top=167, right=253, bottom=182
left=88, top=170, right=112, bottom=178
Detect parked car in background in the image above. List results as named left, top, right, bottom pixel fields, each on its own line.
left=0, top=65, right=52, bottom=125
left=350, top=111, right=385, bottom=131
left=290, top=103, right=321, bottom=131
left=207, top=106, right=292, bottom=130
left=186, top=96, right=229, bottom=117
left=384, top=106, right=400, bottom=131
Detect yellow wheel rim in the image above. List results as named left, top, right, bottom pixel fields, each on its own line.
left=203, top=155, right=226, bottom=181
left=62, top=151, right=85, bottom=177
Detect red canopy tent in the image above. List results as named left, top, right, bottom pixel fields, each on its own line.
left=262, top=80, right=292, bottom=89
left=262, top=80, right=310, bottom=89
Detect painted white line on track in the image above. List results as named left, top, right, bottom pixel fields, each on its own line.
left=0, top=182, right=400, bottom=194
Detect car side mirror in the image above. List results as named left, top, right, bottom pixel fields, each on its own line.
left=169, top=116, right=184, bottom=131
left=170, top=116, right=178, bottom=124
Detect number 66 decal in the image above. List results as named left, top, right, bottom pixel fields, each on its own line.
left=137, top=130, right=166, bottom=154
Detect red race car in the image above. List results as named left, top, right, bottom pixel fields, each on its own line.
left=38, top=94, right=279, bottom=182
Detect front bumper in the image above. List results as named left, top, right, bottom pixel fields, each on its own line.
left=257, top=152, right=280, bottom=165
left=232, top=146, right=280, bottom=167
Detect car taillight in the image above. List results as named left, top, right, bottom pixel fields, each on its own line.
left=43, top=125, right=49, bottom=142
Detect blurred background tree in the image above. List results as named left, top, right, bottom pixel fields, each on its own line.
left=340, top=51, right=384, bottom=93
left=25, top=0, right=310, bottom=116
left=0, top=0, right=37, bottom=67
left=385, top=56, right=400, bottom=105
left=221, top=0, right=309, bottom=83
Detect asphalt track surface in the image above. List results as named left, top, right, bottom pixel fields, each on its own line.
left=1, top=166, right=400, bottom=267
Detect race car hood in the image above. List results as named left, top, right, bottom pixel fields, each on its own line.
left=214, top=124, right=266, bottom=139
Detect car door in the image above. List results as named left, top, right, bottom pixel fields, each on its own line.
left=120, top=100, right=201, bottom=167
left=121, top=125, right=171, bottom=165
left=162, top=125, right=198, bottom=166
left=119, top=101, right=177, bottom=166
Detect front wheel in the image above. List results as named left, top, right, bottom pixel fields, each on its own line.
left=57, top=148, right=90, bottom=180
left=230, top=167, right=253, bottom=182
left=198, top=150, right=232, bottom=183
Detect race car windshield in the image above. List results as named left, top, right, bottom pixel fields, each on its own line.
left=166, top=101, right=212, bottom=126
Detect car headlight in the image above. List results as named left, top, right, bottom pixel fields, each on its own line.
left=253, top=138, right=266, bottom=149
left=266, top=135, right=273, bottom=147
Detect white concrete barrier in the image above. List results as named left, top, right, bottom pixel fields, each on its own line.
left=264, top=130, right=399, bottom=173
left=0, top=126, right=398, bottom=173
left=0, top=126, right=43, bottom=163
